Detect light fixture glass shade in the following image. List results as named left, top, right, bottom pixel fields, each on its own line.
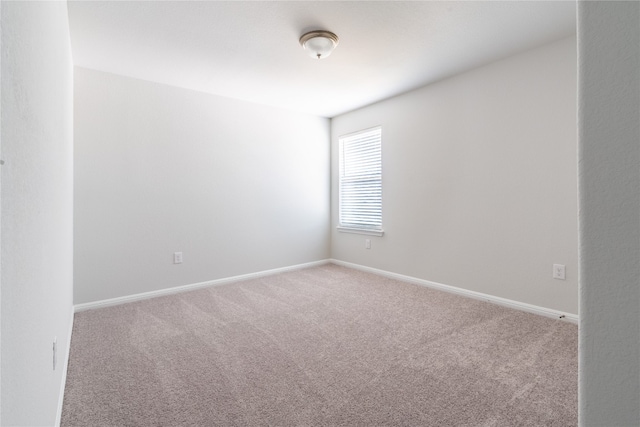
left=299, top=30, right=339, bottom=59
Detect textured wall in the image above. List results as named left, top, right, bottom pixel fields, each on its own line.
left=578, top=1, right=640, bottom=426
left=332, top=37, right=578, bottom=315
left=74, top=68, right=330, bottom=304
left=1, top=2, right=74, bottom=425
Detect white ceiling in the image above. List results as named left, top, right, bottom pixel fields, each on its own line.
left=67, top=1, right=576, bottom=118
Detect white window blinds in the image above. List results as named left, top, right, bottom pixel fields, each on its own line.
left=339, top=127, right=383, bottom=235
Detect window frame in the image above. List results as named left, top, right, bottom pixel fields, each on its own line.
left=337, top=126, right=384, bottom=237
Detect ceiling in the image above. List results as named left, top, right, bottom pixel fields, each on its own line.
left=67, top=1, right=576, bottom=118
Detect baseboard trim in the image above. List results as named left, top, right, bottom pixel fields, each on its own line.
left=74, top=259, right=331, bottom=312
left=55, top=306, right=74, bottom=427
left=329, top=259, right=578, bottom=324
left=73, top=258, right=578, bottom=324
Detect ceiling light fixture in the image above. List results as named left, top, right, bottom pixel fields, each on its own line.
left=299, top=30, right=339, bottom=59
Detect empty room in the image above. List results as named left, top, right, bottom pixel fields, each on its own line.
left=1, top=1, right=638, bottom=427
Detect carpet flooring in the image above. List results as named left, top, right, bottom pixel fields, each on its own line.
left=62, top=264, right=578, bottom=426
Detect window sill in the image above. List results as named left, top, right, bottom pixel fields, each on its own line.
left=337, top=226, right=384, bottom=237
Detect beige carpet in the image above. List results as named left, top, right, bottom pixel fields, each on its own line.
left=62, top=264, right=577, bottom=426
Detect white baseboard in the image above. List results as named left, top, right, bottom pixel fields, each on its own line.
left=56, top=306, right=75, bottom=427
left=74, top=259, right=331, bottom=312
left=73, top=258, right=578, bottom=324
left=330, top=259, right=579, bottom=324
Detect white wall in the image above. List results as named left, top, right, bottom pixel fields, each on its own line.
left=74, top=68, right=330, bottom=304
left=1, top=2, right=74, bottom=426
left=332, top=37, right=578, bottom=315
left=578, top=1, right=639, bottom=426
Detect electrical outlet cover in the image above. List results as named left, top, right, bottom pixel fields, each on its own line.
left=553, top=264, right=566, bottom=280
left=53, top=337, right=57, bottom=370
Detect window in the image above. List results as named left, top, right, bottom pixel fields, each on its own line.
left=338, top=127, right=383, bottom=236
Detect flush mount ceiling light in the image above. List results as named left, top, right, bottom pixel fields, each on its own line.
left=299, top=30, right=339, bottom=59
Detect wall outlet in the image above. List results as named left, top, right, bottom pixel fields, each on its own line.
left=174, top=252, right=183, bottom=264
left=553, top=264, right=566, bottom=280
left=365, top=239, right=371, bottom=249
left=53, top=337, right=57, bottom=371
